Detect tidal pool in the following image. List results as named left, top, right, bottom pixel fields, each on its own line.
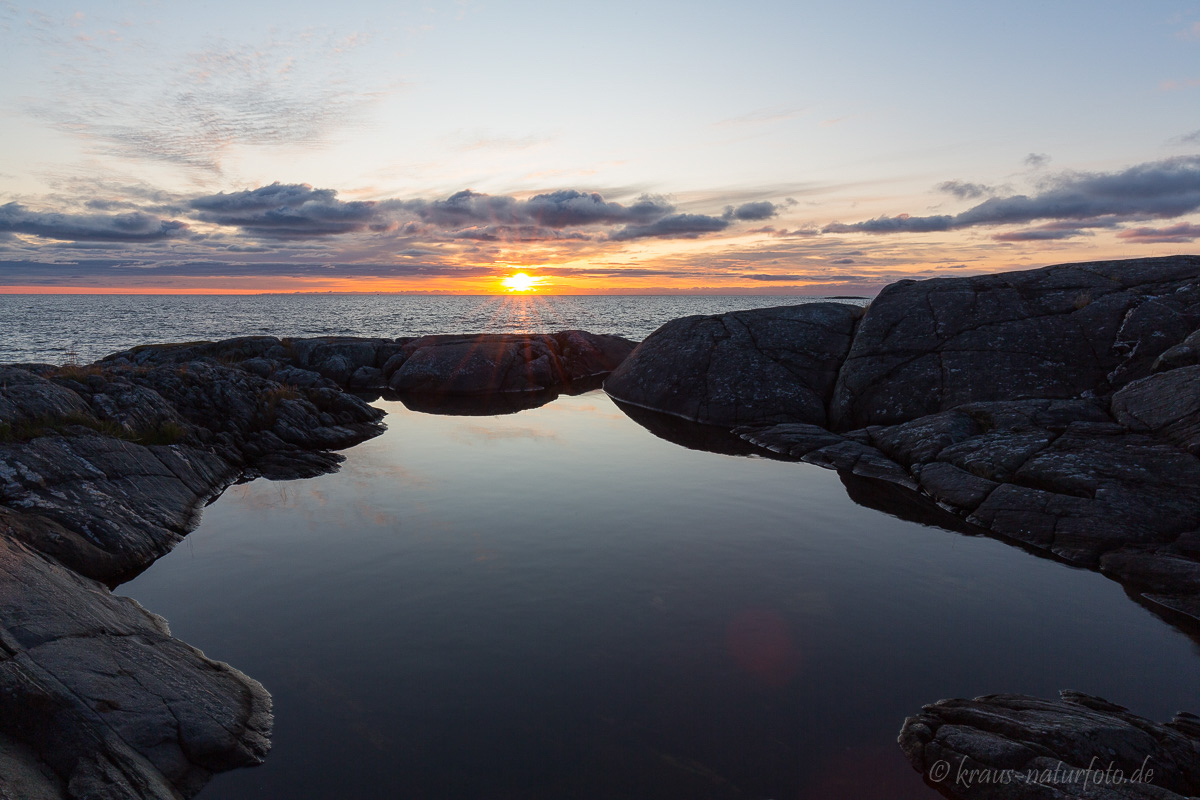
left=118, top=391, right=1200, bottom=799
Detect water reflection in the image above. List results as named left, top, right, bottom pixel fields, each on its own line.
left=357, top=375, right=607, bottom=417
left=603, top=396, right=1200, bottom=647
left=118, top=390, right=1200, bottom=800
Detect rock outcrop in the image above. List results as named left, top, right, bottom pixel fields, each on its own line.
left=830, top=257, right=1200, bottom=429
left=604, top=303, right=863, bottom=427
left=386, top=331, right=635, bottom=395
left=0, top=355, right=386, bottom=799
left=898, top=692, right=1200, bottom=799
left=103, top=330, right=637, bottom=397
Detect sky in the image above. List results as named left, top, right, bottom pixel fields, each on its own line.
left=1, top=0, right=1198, bottom=295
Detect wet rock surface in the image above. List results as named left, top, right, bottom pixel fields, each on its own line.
left=898, top=692, right=1200, bottom=799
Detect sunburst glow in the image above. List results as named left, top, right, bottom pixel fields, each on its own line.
left=501, top=272, right=546, bottom=292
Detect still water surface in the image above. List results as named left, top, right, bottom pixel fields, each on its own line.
left=118, top=392, right=1200, bottom=799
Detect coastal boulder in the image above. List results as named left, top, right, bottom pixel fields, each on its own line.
left=388, top=331, right=635, bottom=395
left=389, top=335, right=560, bottom=394
left=553, top=330, right=638, bottom=382
left=830, top=256, right=1200, bottom=429
left=604, top=303, right=862, bottom=427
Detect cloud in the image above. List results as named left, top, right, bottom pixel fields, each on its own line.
left=190, top=183, right=386, bottom=238
left=609, top=213, right=730, bottom=241
left=1116, top=222, right=1200, bottom=243
left=824, top=213, right=953, bottom=234
left=740, top=273, right=872, bottom=282
left=1171, top=130, right=1200, bottom=146
left=0, top=203, right=189, bottom=242
left=398, top=189, right=674, bottom=229
left=937, top=180, right=992, bottom=200
left=722, top=201, right=779, bottom=221
left=993, top=228, right=1092, bottom=241
left=1024, top=153, right=1050, bottom=169
left=26, top=29, right=392, bottom=173
left=825, top=156, right=1200, bottom=235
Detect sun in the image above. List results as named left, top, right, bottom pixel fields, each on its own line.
left=501, top=272, right=545, bottom=292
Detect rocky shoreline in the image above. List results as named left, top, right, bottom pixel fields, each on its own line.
left=0, top=330, right=632, bottom=798
left=2, top=258, right=1199, bottom=798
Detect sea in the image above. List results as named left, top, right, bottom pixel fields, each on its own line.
left=0, top=294, right=868, bottom=365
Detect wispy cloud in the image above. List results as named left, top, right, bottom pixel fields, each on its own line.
left=24, top=22, right=394, bottom=174
left=1116, top=221, right=1200, bottom=243
left=936, top=180, right=993, bottom=200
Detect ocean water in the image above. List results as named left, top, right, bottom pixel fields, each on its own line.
left=0, top=294, right=867, bottom=365
left=117, top=393, right=1200, bottom=800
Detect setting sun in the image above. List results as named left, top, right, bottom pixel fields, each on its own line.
left=501, top=272, right=545, bottom=292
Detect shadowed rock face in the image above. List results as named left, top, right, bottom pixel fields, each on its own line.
left=829, top=256, right=1200, bottom=430
left=604, top=303, right=863, bottom=427
left=898, top=692, right=1200, bottom=800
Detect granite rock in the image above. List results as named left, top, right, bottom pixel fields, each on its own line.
left=605, top=303, right=863, bottom=426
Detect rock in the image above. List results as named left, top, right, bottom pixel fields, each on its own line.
left=0, top=367, right=95, bottom=426
left=1154, top=328, right=1200, bottom=372
left=604, top=303, right=863, bottom=427
left=347, top=365, right=384, bottom=390
left=380, top=351, right=408, bottom=380
left=0, top=533, right=271, bottom=800
left=285, top=337, right=391, bottom=375
left=1111, top=365, right=1200, bottom=454
left=238, top=357, right=279, bottom=378
left=272, top=366, right=339, bottom=390
left=553, top=330, right=637, bottom=381
left=734, top=422, right=848, bottom=458
left=898, top=692, right=1200, bottom=799
left=390, top=331, right=635, bottom=395
left=830, top=256, right=1200, bottom=429
left=102, top=332, right=634, bottom=396
left=103, top=336, right=282, bottom=367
